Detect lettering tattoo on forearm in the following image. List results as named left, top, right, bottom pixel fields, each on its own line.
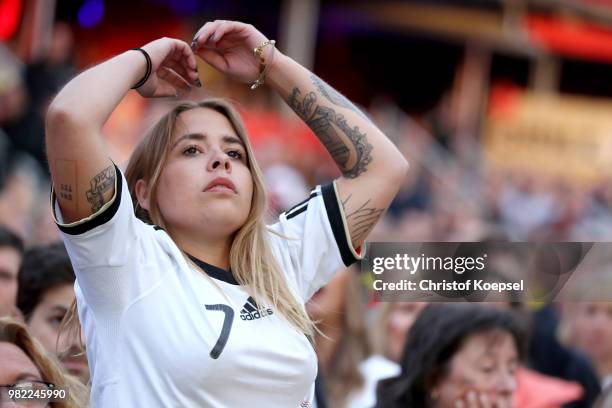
left=342, top=194, right=384, bottom=244
left=86, top=165, right=115, bottom=212
left=310, top=74, right=369, bottom=121
left=287, top=87, right=373, bottom=179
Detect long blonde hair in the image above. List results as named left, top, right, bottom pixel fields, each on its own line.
left=0, top=318, right=88, bottom=407
left=124, top=99, right=314, bottom=336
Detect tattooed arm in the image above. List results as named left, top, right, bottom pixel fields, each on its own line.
left=189, top=21, right=407, bottom=247
left=46, top=38, right=197, bottom=223
left=266, top=55, right=409, bottom=248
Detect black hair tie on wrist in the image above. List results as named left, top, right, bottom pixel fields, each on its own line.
left=131, top=48, right=152, bottom=89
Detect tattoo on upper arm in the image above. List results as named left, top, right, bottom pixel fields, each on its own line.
left=86, top=165, right=115, bottom=212
left=55, top=159, right=78, bottom=213
left=59, top=184, right=73, bottom=201
left=287, top=88, right=373, bottom=178
left=311, top=74, right=369, bottom=121
left=342, top=194, right=384, bottom=245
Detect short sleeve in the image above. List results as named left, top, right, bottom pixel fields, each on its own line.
left=51, top=165, right=163, bottom=316
left=268, top=181, right=363, bottom=302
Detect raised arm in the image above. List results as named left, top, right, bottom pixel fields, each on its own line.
left=192, top=21, right=408, bottom=248
left=268, top=59, right=408, bottom=248
left=46, top=38, right=198, bottom=223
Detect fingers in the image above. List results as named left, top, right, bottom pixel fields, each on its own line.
left=170, top=39, right=197, bottom=71
left=155, top=67, right=192, bottom=98
left=192, top=21, right=220, bottom=50
left=167, top=39, right=199, bottom=84
left=165, top=58, right=196, bottom=86
left=191, top=20, right=251, bottom=51
left=479, top=393, right=493, bottom=408
left=493, top=397, right=510, bottom=408
left=198, top=48, right=227, bottom=72
left=160, top=67, right=191, bottom=91
left=467, top=391, right=479, bottom=407
left=454, top=391, right=493, bottom=408
left=210, top=21, right=248, bottom=44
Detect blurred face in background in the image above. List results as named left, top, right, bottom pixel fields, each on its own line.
left=0, top=341, right=42, bottom=384
left=386, top=302, right=427, bottom=362
left=0, top=247, right=22, bottom=317
left=431, top=330, right=518, bottom=408
left=27, top=284, right=89, bottom=383
left=566, top=302, right=612, bottom=367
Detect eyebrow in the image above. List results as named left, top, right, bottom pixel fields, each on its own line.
left=172, top=133, right=245, bottom=150
left=16, top=373, right=42, bottom=382
left=48, top=305, right=68, bottom=314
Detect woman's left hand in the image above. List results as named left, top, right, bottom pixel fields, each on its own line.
left=191, top=20, right=274, bottom=85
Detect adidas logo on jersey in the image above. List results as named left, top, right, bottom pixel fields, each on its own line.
left=240, top=296, right=273, bottom=321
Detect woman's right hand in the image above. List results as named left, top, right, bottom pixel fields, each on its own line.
left=135, top=37, right=199, bottom=98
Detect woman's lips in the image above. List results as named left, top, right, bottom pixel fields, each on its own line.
left=205, top=185, right=236, bottom=193
left=204, top=177, right=236, bottom=193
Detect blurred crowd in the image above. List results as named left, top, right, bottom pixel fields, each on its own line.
left=1, top=16, right=612, bottom=408
left=5, top=23, right=612, bottom=246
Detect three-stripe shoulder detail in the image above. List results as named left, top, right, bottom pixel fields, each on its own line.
left=284, top=190, right=319, bottom=220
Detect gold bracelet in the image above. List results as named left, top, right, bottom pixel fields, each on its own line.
left=250, top=39, right=276, bottom=90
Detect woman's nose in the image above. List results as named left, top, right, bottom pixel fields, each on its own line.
left=496, top=371, right=517, bottom=396
left=208, top=152, right=231, bottom=172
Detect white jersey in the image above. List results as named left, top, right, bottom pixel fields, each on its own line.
left=52, top=166, right=361, bottom=408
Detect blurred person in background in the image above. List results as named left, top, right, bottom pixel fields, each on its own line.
left=497, top=176, right=560, bottom=240
left=527, top=303, right=602, bottom=407
left=594, top=384, right=612, bottom=408
left=45, top=19, right=407, bottom=407
left=0, top=44, right=46, bottom=176
left=0, top=22, right=75, bottom=181
left=0, top=44, right=27, bottom=190
left=26, top=22, right=76, bottom=119
left=0, top=317, right=87, bottom=407
left=561, top=302, right=612, bottom=389
left=572, top=182, right=612, bottom=240
left=0, top=161, right=40, bottom=240
left=376, top=301, right=587, bottom=408
left=307, top=266, right=397, bottom=408
left=0, top=44, right=47, bottom=240
left=0, top=226, right=24, bottom=319
left=375, top=303, right=525, bottom=408
left=17, top=242, right=89, bottom=384
left=374, top=301, right=427, bottom=365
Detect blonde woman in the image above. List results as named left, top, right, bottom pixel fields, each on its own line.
left=45, top=20, right=407, bottom=407
left=0, top=318, right=87, bottom=407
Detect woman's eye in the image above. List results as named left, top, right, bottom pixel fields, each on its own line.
left=228, top=151, right=243, bottom=160
left=183, top=146, right=200, bottom=155
left=48, top=315, right=64, bottom=327
left=480, top=365, right=495, bottom=374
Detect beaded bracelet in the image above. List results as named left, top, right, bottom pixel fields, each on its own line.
left=250, top=40, right=276, bottom=90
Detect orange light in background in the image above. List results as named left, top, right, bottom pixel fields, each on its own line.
left=0, top=0, right=22, bottom=41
